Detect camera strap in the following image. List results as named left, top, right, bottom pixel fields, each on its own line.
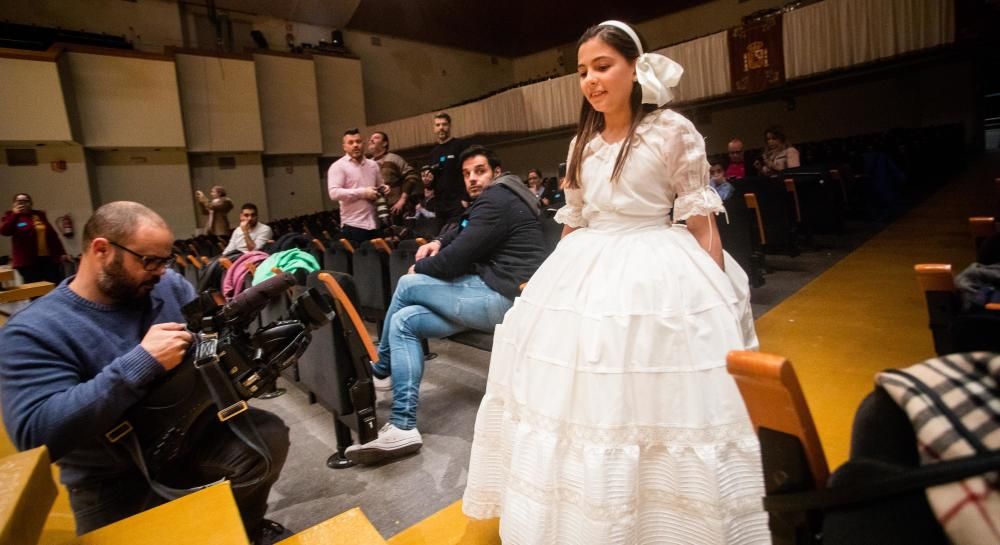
left=192, top=349, right=273, bottom=489
left=110, top=341, right=273, bottom=501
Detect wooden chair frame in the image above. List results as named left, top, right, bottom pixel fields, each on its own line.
left=727, top=350, right=829, bottom=489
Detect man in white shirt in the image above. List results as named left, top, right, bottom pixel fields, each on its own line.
left=223, top=203, right=272, bottom=254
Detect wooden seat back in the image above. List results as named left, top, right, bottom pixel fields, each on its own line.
left=70, top=482, right=247, bottom=544
left=969, top=216, right=997, bottom=253
left=0, top=446, right=58, bottom=545
left=744, top=193, right=767, bottom=245
left=726, top=350, right=829, bottom=490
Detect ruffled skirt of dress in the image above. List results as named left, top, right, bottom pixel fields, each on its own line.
left=462, top=222, right=771, bottom=545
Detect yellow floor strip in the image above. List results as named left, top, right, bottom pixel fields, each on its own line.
left=756, top=155, right=999, bottom=467
left=387, top=501, right=498, bottom=545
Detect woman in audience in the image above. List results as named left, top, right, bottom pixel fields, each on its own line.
left=463, top=20, right=767, bottom=544
left=756, top=125, right=800, bottom=175
left=194, top=185, right=233, bottom=236
left=526, top=168, right=547, bottom=202
left=1, top=192, right=68, bottom=283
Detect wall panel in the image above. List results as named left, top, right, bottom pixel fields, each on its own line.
left=263, top=156, right=325, bottom=220
left=0, top=58, right=73, bottom=142
left=315, top=55, right=367, bottom=156
left=65, top=52, right=186, bottom=148
left=176, top=54, right=264, bottom=152
left=90, top=149, right=196, bottom=237
left=254, top=54, right=322, bottom=155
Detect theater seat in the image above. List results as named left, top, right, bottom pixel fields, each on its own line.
left=0, top=282, right=56, bottom=304
left=70, top=482, right=247, bottom=544
left=968, top=216, right=997, bottom=253
left=914, top=263, right=1000, bottom=355
left=303, top=271, right=379, bottom=467
left=0, top=446, right=58, bottom=545
left=727, top=350, right=828, bottom=544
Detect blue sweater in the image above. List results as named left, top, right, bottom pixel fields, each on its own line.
left=0, top=270, right=195, bottom=487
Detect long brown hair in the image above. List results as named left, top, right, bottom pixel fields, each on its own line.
left=566, top=23, right=658, bottom=190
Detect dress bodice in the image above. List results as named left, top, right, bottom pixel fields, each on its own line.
left=555, top=109, right=724, bottom=231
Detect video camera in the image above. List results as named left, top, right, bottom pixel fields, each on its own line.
left=107, top=274, right=334, bottom=476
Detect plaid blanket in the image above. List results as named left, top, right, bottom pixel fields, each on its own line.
left=877, top=352, right=1000, bottom=545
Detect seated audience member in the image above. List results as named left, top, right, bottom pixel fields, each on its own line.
left=955, top=232, right=1000, bottom=310
left=823, top=352, right=1000, bottom=545
left=1, top=192, right=68, bottom=283
left=345, top=145, right=547, bottom=465
left=0, top=201, right=291, bottom=544
left=223, top=203, right=273, bottom=254
left=194, top=185, right=234, bottom=236
left=755, top=125, right=800, bottom=175
left=725, top=138, right=747, bottom=179
left=709, top=163, right=735, bottom=201
left=526, top=168, right=547, bottom=203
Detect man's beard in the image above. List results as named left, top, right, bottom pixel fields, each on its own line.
left=97, top=253, right=160, bottom=303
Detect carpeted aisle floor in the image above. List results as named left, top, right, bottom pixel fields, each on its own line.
left=754, top=151, right=999, bottom=467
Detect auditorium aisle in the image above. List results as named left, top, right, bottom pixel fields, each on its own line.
left=755, top=150, right=1000, bottom=468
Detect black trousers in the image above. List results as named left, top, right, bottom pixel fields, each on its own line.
left=341, top=224, right=380, bottom=248
left=68, top=408, right=290, bottom=538
left=16, top=261, right=64, bottom=284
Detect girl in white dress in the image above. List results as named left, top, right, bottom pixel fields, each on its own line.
left=462, top=21, right=770, bottom=544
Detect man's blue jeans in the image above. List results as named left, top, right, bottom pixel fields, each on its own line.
left=373, top=273, right=512, bottom=430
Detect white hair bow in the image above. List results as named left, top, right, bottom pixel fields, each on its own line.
left=600, top=20, right=684, bottom=107
left=635, top=53, right=683, bottom=107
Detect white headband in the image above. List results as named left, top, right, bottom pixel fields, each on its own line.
left=598, top=20, right=683, bottom=107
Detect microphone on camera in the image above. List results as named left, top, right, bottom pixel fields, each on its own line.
left=222, top=273, right=296, bottom=324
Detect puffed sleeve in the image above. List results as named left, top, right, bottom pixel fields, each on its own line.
left=553, top=137, right=589, bottom=228
left=668, top=116, right=726, bottom=222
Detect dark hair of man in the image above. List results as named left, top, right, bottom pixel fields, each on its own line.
left=373, top=131, right=389, bottom=149
left=241, top=203, right=258, bottom=214
left=83, top=201, right=167, bottom=248
left=434, top=112, right=451, bottom=124
left=459, top=145, right=501, bottom=171
left=13, top=193, right=32, bottom=203
left=765, top=125, right=787, bottom=143
left=344, top=128, right=360, bottom=136
left=566, top=22, right=657, bottom=190
left=527, top=168, right=542, bottom=178
left=211, top=185, right=227, bottom=197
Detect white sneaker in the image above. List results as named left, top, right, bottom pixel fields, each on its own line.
left=344, top=423, right=422, bottom=465
left=372, top=373, right=392, bottom=392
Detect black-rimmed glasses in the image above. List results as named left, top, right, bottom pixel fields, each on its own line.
left=108, top=241, right=173, bottom=271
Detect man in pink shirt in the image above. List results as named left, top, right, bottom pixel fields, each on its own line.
left=327, top=129, right=386, bottom=247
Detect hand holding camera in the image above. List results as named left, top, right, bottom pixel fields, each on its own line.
left=141, top=323, right=193, bottom=371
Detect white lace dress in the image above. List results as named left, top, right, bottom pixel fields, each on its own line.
left=462, top=109, right=770, bottom=544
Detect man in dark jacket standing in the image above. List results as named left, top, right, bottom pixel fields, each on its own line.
left=345, top=145, right=547, bottom=465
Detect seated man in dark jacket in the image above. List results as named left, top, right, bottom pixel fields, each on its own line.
left=345, top=145, right=547, bottom=465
